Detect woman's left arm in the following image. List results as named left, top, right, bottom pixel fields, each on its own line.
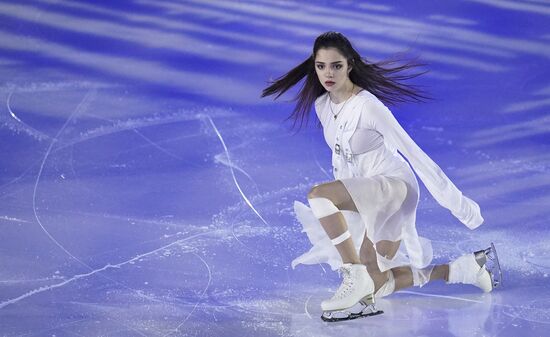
left=365, top=97, right=484, bottom=229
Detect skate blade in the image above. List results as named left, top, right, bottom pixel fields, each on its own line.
left=476, top=242, right=502, bottom=289
left=321, top=303, right=383, bottom=322
left=487, top=242, right=503, bottom=288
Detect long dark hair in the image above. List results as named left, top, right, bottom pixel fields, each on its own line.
left=261, top=31, right=431, bottom=130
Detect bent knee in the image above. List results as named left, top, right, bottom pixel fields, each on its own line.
left=307, top=181, right=349, bottom=204
left=307, top=182, right=337, bottom=201
left=308, top=199, right=340, bottom=219
left=307, top=184, right=324, bottom=200
left=375, top=240, right=401, bottom=260
left=360, top=240, right=401, bottom=271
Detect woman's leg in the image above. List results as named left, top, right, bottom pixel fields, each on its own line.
left=359, top=236, right=399, bottom=292
left=306, top=180, right=475, bottom=302
left=307, top=180, right=442, bottom=290
left=307, top=180, right=361, bottom=264
left=391, top=253, right=494, bottom=293
left=309, top=181, right=380, bottom=314
left=359, top=236, right=449, bottom=293
left=360, top=235, right=489, bottom=295
left=391, top=265, right=449, bottom=291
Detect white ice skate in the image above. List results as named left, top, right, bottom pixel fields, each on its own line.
left=321, top=263, right=383, bottom=322
left=448, top=242, right=502, bottom=292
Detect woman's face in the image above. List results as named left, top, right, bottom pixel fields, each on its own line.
left=314, top=47, right=352, bottom=93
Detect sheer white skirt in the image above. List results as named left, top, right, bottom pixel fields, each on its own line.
left=291, top=146, right=433, bottom=274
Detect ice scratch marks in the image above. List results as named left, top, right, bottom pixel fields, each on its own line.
left=54, top=108, right=232, bottom=153
left=0, top=163, right=33, bottom=191
left=5, top=87, right=166, bottom=310
left=398, top=290, right=487, bottom=304
left=132, top=129, right=182, bottom=161
left=501, top=297, right=550, bottom=325
left=5, top=92, right=50, bottom=141
left=491, top=315, right=521, bottom=337
left=214, top=152, right=258, bottom=189
left=1, top=80, right=112, bottom=94
left=313, top=156, right=331, bottom=181
left=311, top=138, right=332, bottom=180
left=0, top=260, right=116, bottom=309
left=32, top=89, right=96, bottom=267
left=0, top=215, right=31, bottom=223
left=200, top=114, right=268, bottom=226
left=402, top=288, right=548, bottom=324
left=0, top=275, right=64, bottom=284
left=0, top=230, right=221, bottom=309
left=304, top=295, right=313, bottom=319
left=8, top=93, right=28, bottom=125
left=521, top=241, right=550, bottom=273
left=165, top=252, right=212, bottom=337
left=14, top=318, right=91, bottom=337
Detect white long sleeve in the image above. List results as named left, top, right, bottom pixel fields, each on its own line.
left=362, top=95, right=484, bottom=229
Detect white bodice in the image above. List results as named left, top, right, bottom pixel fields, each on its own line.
left=314, top=89, right=484, bottom=230
left=323, top=96, right=383, bottom=155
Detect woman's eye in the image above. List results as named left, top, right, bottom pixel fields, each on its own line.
left=317, top=65, right=324, bottom=70
left=335, top=64, right=342, bottom=70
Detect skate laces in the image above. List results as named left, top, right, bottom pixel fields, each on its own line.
left=333, top=265, right=355, bottom=300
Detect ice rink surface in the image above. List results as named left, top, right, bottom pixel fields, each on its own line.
left=1, top=0, right=549, bottom=336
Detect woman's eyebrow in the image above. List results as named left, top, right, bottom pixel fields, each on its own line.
left=315, top=61, right=343, bottom=64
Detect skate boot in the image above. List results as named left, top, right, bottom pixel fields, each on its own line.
left=448, top=243, right=502, bottom=292
left=321, top=263, right=383, bottom=322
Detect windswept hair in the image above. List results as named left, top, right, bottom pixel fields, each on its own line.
left=261, top=31, right=431, bottom=131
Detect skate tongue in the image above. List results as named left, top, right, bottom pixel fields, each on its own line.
left=338, top=264, right=353, bottom=278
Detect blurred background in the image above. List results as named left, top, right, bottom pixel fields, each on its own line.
left=0, top=1, right=549, bottom=336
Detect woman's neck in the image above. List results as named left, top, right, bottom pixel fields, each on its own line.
left=329, top=81, right=355, bottom=104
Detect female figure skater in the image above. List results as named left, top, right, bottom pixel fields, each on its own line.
left=261, top=32, right=500, bottom=322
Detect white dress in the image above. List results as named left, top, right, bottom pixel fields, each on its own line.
left=291, top=89, right=484, bottom=274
